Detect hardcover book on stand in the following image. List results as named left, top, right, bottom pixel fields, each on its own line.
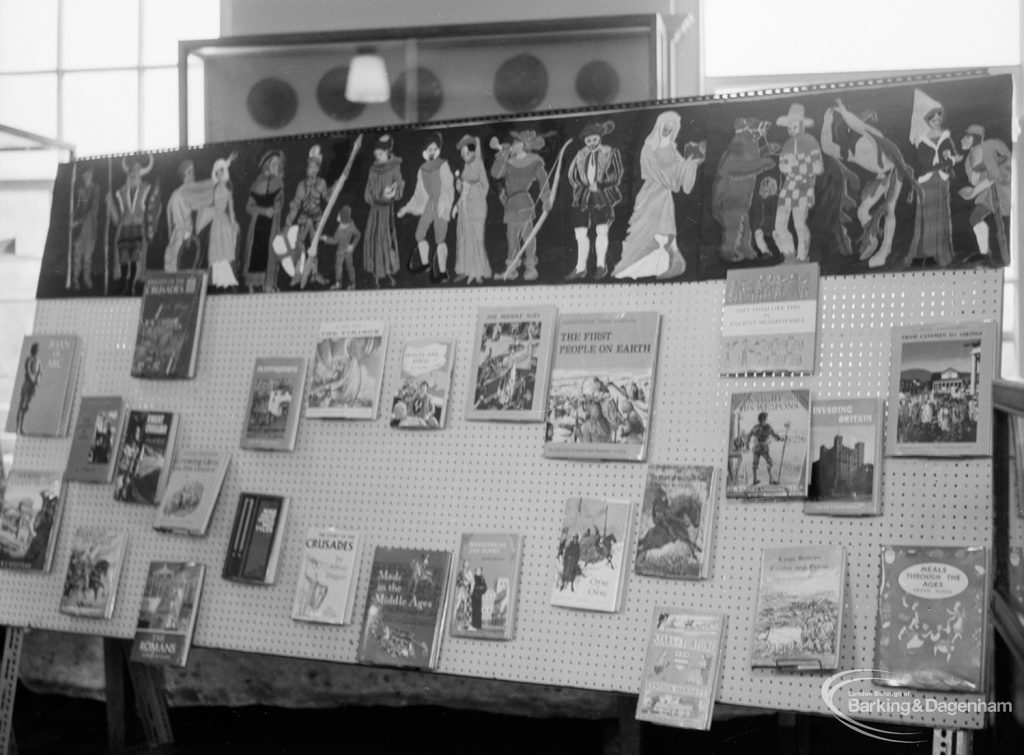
left=129, top=561, right=206, bottom=668
left=726, top=390, right=811, bottom=500
left=113, top=410, right=178, bottom=505
left=292, top=528, right=363, bottom=625
left=59, top=527, right=128, bottom=619
left=306, top=321, right=389, bottom=420
left=65, top=396, right=128, bottom=484
left=390, top=339, right=456, bottom=429
left=550, top=497, right=633, bottom=613
left=0, top=469, right=65, bottom=572
left=153, top=450, right=230, bottom=536
left=449, top=533, right=524, bottom=640
left=240, top=357, right=307, bottom=451
left=635, top=465, right=718, bottom=580
left=131, top=270, right=208, bottom=379
left=222, top=493, right=289, bottom=585
left=805, top=398, right=883, bottom=516
left=5, top=334, right=80, bottom=437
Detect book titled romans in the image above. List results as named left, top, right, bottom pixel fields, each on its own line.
left=130, top=561, right=206, bottom=668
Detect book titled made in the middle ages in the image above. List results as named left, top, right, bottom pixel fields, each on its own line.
left=240, top=357, right=307, bottom=451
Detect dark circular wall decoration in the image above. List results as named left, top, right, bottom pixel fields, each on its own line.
left=390, top=67, right=444, bottom=122
left=246, top=77, right=298, bottom=130
left=494, top=53, right=548, bottom=112
left=575, top=60, right=620, bottom=106
left=316, top=66, right=366, bottom=122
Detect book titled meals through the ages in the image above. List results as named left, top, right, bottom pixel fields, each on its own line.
left=240, top=357, right=307, bottom=451
left=132, top=270, right=208, bottom=379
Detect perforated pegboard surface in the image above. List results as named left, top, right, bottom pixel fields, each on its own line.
left=3, top=268, right=1000, bottom=729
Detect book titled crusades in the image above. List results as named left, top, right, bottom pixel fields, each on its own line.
left=131, top=270, right=208, bottom=379
left=292, top=528, right=363, bottom=625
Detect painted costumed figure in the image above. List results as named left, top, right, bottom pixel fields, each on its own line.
left=196, top=155, right=240, bottom=290
left=490, top=129, right=552, bottom=282
left=243, top=150, right=285, bottom=291
left=959, top=123, right=1011, bottom=266
left=285, top=145, right=333, bottom=288
left=107, top=154, right=161, bottom=294
left=712, top=118, right=776, bottom=263
left=363, top=134, right=404, bottom=288
left=70, top=165, right=100, bottom=291
left=452, top=134, right=491, bottom=285
left=398, top=131, right=455, bottom=283
left=565, top=120, right=623, bottom=281
left=772, top=103, right=823, bottom=262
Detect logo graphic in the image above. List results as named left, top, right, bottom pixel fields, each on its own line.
left=821, top=669, right=928, bottom=744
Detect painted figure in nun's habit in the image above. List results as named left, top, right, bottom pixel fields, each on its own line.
left=490, top=129, right=551, bottom=282
left=452, top=135, right=491, bottom=285
left=959, top=124, right=1011, bottom=266
left=398, top=131, right=454, bottom=283
left=772, top=103, right=823, bottom=262
left=363, top=134, right=404, bottom=288
left=907, top=89, right=961, bottom=267
left=566, top=121, right=623, bottom=281
left=70, top=165, right=100, bottom=290
left=243, top=150, right=285, bottom=291
left=107, top=154, right=161, bottom=294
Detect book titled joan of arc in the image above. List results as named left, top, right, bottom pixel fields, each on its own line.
left=635, top=465, right=718, bottom=580
left=131, top=270, right=208, bottom=379
left=306, top=321, right=389, bottom=420
left=805, top=398, right=883, bottom=516
left=292, top=528, right=363, bottom=625
left=4, top=334, right=80, bottom=437
left=0, top=469, right=65, bottom=572
left=726, top=390, right=810, bottom=500
left=240, top=357, right=307, bottom=451
left=129, top=561, right=206, bottom=668
left=544, top=311, right=661, bottom=462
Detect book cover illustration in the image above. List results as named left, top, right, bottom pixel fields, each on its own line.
left=544, top=311, right=661, bottom=462
left=751, top=546, right=845, bottom=670
left=292, top=528, right=363, bottom=625
left=635, top=465, right=718, bottom=580
left=153, top=450, right=230, bottom=536
left=551, top=497, right=633, bottom=613
left=358, top=547, right=452, bottom=669
left=875, top=545, right=988, bottom=692
left=222, top=493, right=289, bottom=585
left=465, top=306, right=556, bottom=422
left=726, top=390, right=810, bottom=500
left=59, top=527, right=128, bottom=619
left=390, top=339, right=456, bottom=429
left=888, top=321, right=998, bottom=457
left=65, top=396, right=127, bottom=484
left=130, top=561, right=206, bottom=668
left=805, top=398, right=883, bottom=516
left=636, top=608, right=726, bottom=731
left=0, top=469, right=64, bottom=572
left=113, top=410, right=178, bottom=505
left=450, top=533, right=524, bottom=640
left=240, top=357, right=307, bottom=451
left=306, top=321, right=388, bottom=420
left=131, top=270, right=208, bottom=379
left=5, top=335, right=80, bottom=437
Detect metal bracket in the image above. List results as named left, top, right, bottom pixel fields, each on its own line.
left=933, top=728, right=973, bottom=755
left=0, top=627, right=25, bottom=755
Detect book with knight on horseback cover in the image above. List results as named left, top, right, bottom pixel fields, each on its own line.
left=551, top=497, right=633, bottom=613
left=634, top=465, right=718, bottom=580
left=59, top=526, right=128, bottom=619
left=725, top=389, right=811, bottom=500
left=240, top=357, right=307, bottom=451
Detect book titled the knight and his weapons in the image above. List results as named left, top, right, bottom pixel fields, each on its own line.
left=390, top=338, right=456, bottom=429
left=465, top=305, right=556, bottom=422
left=805, top=398, right=883, bottom=516
left=113, top=410, right=178, bottom=505
left=720, top=262, right=819, bottom=376
left=292, top=528, right=363, bottom=625
left=58, top=526, right=128, bottom=619
left=222, top=493, right=289, bottom=585
left=635, top=465, right=718, bottom=580
left=726, top=390, right=811, bottom=500
left=240, top=357, right=307, bottom=451
left=0, top=469, right=65, bottom=572
left=4, top=334, right=80, bottom=437
left=306, top=321, right=389, bottom=420
left=751, top=545, right=845, bottom=670
left=544, top=311, right=660, bottom=462
left=131, top=270, right=208, bottom=379
left=635, top=607, right=726, bottom=731
left=887, top=320, right=998, bottom=458
left=64, top=396, right=128, bottom=484
left=551, top=497, right=633, bottom=613
left=874, top=545, right=989, bottom=692
left=357, top=546, right=452, bottom=670
left=129, top=560, right=206, bottom=668
left=449, top=533, right=524, bottom=640
left=152, top=450, right=230, bottom=536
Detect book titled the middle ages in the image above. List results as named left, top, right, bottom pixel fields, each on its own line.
left=240, top=357, right=307, bottom=451
left=129, top=561, right=206, bottom=668
left=726, top=389, right=811, bottom=500
left=65, top=395, right=128, bottom=484
left=222, top=493, right=289, bottom=585
left=634, top=465, right=718, bottom=580
left=113, top=410, right=178, bottom=505
left=805, top=398, right=883, bottom=516
left=131, top=270, right=208, bottom=379
left=551, top=497, right=634, bottom=613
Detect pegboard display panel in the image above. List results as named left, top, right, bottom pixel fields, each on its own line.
left=3, top=268, right=1000, bottom=729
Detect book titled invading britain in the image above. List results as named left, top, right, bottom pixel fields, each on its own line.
left=4, top=334, right=80, bottom=437
left=153, top=450, right=230, bottom=536
left=0, top=469, right=65, bottom=572
left=240, top=357, right=307, bottom=451
left=544, top=311, right=661, bottom=462
left=58, top=526, right=128, bottom=619
left=222, top=493, right=289, bottom=585
left=449, top=532, right=524, bottom=640
left=726, top=389, right=811, bottom=500
left=805, top=398, right=883, bottom=516
left=131, top=270, right=208, bottom=379
left=113, top=410, right=179, bottom=505
left=292, top=528, right=363, bottom=626
left=551, top=497, right=633, bottom=613
left=390, top=338, right=456, bottom=429
left=65, top=395, right=128, bottom=484
left=306, top=321, right=389, bottom=420
left=635, top=465, right=718, bottom=580
left=129, top=561, right=206, bottom=668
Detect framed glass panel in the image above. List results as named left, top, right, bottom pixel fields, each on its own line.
left=63, top=70, right=138, bottom=156
left=141, top=67, right=178, bottom=150
left=0, top=73, right=58, bottom=135
left=62, top=0, right=139, bottom=70
left=0, top=0, right=57, bottom=73
left=142, top=0, right=219, bottom=66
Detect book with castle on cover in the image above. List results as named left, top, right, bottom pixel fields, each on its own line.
left=805, top=398, right=883, bottom=516
left=65, top=395, right=128, bottom=484
left=131, top=270, right=208, bottom=379
left=751, top=545, right=846, bottom=670
left=0, top=469, right=65, bottom=572
left=113, top=410, right=178, bottom=506
left=222, top=493, right=289, bottom=585
left=887, top=321, right=998, bottom=458
left=58, top=526, right=128, bottom=619
left=292, top=528, right=363, bottom=625
left=357, top=547, right=452, bottom=669
left=5, top=334, right=80, bottom=437
left=129, top=561, right=206, bottom=668
left=465, top=305, right=556, bottom=422
left=544, top=311, right=661, bottom=462
left=240, top=357, right=307, bottom=451
left=551, top=497, right=633, bottom=613
left=449, top=533, right=524, bottom=640
left=726, top=389, right=811, bottom=500
left=635, top=607, right=726, bottom=731
left=635, top=465, right=718, bottom=580
left=152, top=450, right=230, bottom=536
left=390, top=339, right=456, bottom=429
left=306, top=321, right=389, bottom=420
left=874, top=545, right=989, bottom=692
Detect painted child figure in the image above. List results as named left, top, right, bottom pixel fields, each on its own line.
left=326, top=204, right=361, bottom=290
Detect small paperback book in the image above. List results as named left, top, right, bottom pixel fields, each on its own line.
left=292, top=528, right=363, bottom=625
left=720, top=262, right=819, bottom=375
left=153, top=450, right=230, bottom=536
left=465, top=305, right=556, bottom=422
left=751, top=545, right=846, bottom=670
left=544, top=311, right=661, bottom=462
left=240, top=357, right=307, bottom=451
left=58, top=526, right=128, bottom=619
left=726, top=390, right=811, bottom=500
left=0, top=469, right=65, bottom=572
left=113, top=410, right=178, bottom=505
left=635, top=465, right=718, bottom=580
left=390, top=338, right=456, bottom=429
left=887, top=321, right=998, bottom=457
left=805, top=398, right=883, bottom=516
left=551, top=497, right=633, bottom=613
left=306, top=321, right=389, bottom=420
left=357, top=547, right=452, bottom=669
left=222, top=493, right=289, bottom=585
left=874, top=545, right=988, bottom=692
left=131, top=270, right=208, bottom=379
left=129, top=561, right=206, bottom=668
left=5, top=334, right=80, bottom=437
left=65, top=396, right=127, bottom=484
left=449, top=533, right=524, bottom=640
left=635, top=607, right=726, bottom=731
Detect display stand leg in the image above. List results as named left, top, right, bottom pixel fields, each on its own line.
left=932, top=728, right=972, bottom=755
left=617, top=694, right=640, bottom=755
left=125, top=661, right=174, bottom=749
left=103, top=638, right=128, bottom=752
left=0, top=627, right=24, bottom=755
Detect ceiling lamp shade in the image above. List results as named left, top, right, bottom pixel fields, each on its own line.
left=345, top=51, right=390, bottom=103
